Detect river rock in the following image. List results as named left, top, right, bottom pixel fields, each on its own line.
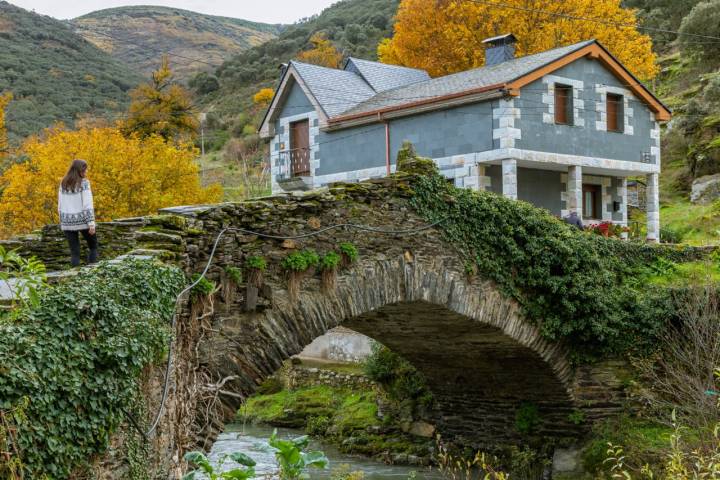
left=408, top=421, right=435, bottom=438
left=552, top=446, right=582, bottom=476
left=691, top=174, right=720, bottom=204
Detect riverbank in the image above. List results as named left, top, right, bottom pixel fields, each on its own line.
left=237, top=359, right=435, bottom=466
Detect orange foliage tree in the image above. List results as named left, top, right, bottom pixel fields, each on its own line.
left=0, top=92, right=12, bottom=160
left=0, top=126, right=221, bottom=237
left=297, top=33, right=343, bottom=68
left=378, top=0, right=658, bottom=79
left=123, top=56, right=199, bottom=141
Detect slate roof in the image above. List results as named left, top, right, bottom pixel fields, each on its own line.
left=344, top=57, right=431, bottom=93
left=338, top=40, right=597, bottom=118
left=290, top=61, right=376, bottom=118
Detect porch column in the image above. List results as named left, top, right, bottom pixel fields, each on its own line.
left=646, top=172, right=660, bottom=243
left=567, top=165, right=582, bottom=217
left=501, top=158, right=517, bottom=200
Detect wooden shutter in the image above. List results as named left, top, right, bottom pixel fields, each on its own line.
left=607, top=93, right=622, bottom=132
left=554, top=84, right=571, bottom=124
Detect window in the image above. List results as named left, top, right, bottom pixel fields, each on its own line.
left=554, top=84, right=573, bottom=125
left=607, top=93, right=623, bottom=132
left=582, top=184, right=601, bottom=220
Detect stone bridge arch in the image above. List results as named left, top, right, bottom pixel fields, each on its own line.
left=201, top=252, right=602, bottom=451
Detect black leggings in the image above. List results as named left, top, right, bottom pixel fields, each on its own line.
left=64, top=229, right=98, bottom=267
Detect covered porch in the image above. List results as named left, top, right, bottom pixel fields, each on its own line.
left=470, top=153, right=660, bottom=242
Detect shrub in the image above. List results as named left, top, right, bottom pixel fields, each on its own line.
left=306, top=415, right=331, bottom=436
left=679, top=0, right=720, bottom=58
left=190, top=273, right=215, bottom=299
left=514, top=403, right=541, bottom=435
left=660, top=225, right=687, bottom=244
left=245, top=255, right=267, bottom=289
left=320, top=252, right=342, bottom=292
left=363, top=343, right=431, bottom=404
left=338, top=242, right=358, bottom=267
left=409, top=171, right=691, bottom=359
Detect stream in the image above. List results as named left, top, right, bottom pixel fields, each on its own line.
left=208, top=424, right=444, bottom=480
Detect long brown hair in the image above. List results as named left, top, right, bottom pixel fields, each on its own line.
left=61, top=159, right=87, bottom=192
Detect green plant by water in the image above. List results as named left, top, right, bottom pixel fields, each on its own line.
left=183, top=450, right=257, bottom=480
left=268, top=429, right=329, bottom=480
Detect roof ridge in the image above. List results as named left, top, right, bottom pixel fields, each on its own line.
left=346, top=57, right=430, bottom=73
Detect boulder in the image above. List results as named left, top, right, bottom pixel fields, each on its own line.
left=691, top=174, right=720, bottom=204
left=408, top=421, right=435, bottom=438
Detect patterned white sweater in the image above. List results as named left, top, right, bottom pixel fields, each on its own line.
left=58, top=179, right=96, bottom=231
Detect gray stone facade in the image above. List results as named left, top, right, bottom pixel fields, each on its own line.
left=268, top=54, right=663, bottom=240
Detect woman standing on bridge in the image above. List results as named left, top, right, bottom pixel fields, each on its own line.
left=58, top=159, right=98, bottom=267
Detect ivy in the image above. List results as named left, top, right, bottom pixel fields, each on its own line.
left=338, top=242, right=359, bottom=264
left=0, top=258, right=183, bottom=478
left=281, top=249, right=320, bottom=272
left=409, top=172, right=684, bottom=359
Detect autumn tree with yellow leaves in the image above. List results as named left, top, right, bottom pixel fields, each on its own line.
left=378, top=0, right=658, bottom=80
left=297, top=33, right=343, bottom=68
left=123, top=56, right=199, bottom=141
left=253, top=88, right=275, bottom=106
left=0, top=92, right=12, bottom=161
left=0, top=127, right=221, bottom=237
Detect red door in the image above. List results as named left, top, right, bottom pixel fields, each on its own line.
left=290, top=119, right=310, bottom=177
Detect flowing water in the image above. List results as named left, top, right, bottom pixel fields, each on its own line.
left=208, top=424, right=444, bottom=480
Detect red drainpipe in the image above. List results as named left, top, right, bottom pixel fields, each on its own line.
left=384, top=120, right=391, bottom=176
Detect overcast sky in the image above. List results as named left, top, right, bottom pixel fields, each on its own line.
left=7, top=0, right=338, bottom=23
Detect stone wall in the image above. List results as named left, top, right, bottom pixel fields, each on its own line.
left=278, top=361, right=374, bottom=391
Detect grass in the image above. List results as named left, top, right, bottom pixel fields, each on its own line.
left=582, top=416, right=674, bottom=475
left=645, top=260, right=720, bottom=286
left=237, top=385, right=380, bottom=431
left=662, top=202, right=720, bottom=246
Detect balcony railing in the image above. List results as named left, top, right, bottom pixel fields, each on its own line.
left=275, top=148, right=311, bottom=182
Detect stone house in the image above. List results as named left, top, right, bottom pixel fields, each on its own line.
left=259, top=35, right=671, bottom=241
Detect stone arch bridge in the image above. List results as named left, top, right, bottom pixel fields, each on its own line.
left=5, top=173, right=629, bottom=473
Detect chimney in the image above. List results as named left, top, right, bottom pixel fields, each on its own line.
left=279, top=63, right=288, bottom=78
left=482, top=34, right=517, bottom=66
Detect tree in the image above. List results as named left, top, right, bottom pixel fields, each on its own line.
left=297, top=33, right=342, bottom=68
left=0, top=92, right=12, bottom=160
left=679, top=0, right=720, bottom=58
left=253, top=88, right=275, bottom=106
left=378, top=0, right=658, bottom=80
left=123, top=56, right=199, bottom=141
left=0, top=126, right=221, bottom=238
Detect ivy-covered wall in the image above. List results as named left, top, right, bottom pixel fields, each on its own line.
left=0, top=259, right=183, bottom=478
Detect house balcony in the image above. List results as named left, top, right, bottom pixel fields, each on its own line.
left=275, top=148, right=313, bottom=191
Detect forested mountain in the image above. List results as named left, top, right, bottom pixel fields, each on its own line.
left=0, top=1, right=142, bottom=144
left=72, top=6, right=282, bottom=80
left=196, top=0, right=399, bottom=125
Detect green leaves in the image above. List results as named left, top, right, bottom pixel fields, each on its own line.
left=281, top=250, right=320, bottom=273
left=268, top=429, right=329, bottom=480
left=409, top=172, right=686, bottom=360
left=184, top=449, right=257, bottom=480
left=1, top=258, right=183, bottom=477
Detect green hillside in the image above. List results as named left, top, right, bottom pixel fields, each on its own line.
left=72, top=6, right=281, bottom=81
left=197, top=0, right=398, bottom=124
left=625, top=0, right=720, bottom=244
left=0, top=1, right=143, bottom=144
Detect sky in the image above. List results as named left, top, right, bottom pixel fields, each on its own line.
left=7, top=0, right=338, bottom=24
